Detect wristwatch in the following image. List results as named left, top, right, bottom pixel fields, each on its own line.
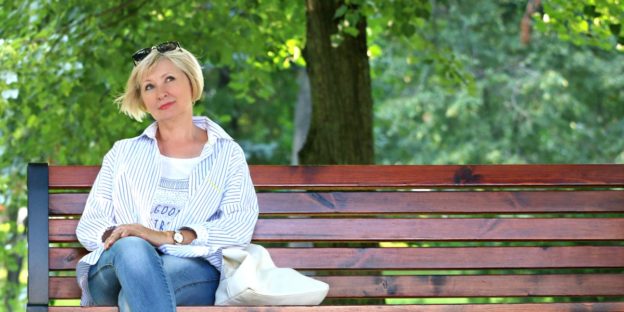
left=173, top=230, right=184, bottom=245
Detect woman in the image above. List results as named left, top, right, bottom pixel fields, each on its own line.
left=76, top=41, right=259, bottom=312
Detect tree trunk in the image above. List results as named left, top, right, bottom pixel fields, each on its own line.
left=300, top=0, right=374, bottom=165
left=292, top=67, right=312, bottom=165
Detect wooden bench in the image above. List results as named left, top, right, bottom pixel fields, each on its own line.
left=27, top=163, right=624, bottom=311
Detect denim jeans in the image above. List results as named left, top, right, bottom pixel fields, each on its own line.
left=88, top=236, right=220, bottom=312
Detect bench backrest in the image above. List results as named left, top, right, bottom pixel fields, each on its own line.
left=28, top=164, right=624, bottom=308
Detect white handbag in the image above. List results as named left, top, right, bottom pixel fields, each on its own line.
left=215, top=243, right=329, bottom=306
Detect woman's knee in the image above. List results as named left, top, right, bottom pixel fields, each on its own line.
left=162, top=256, right=220, bottom=284
left=161, top=256, right=220, bottom=305
left=109, top=236, right=159, bottom=267
left=110, top=236, right=153, bottom=253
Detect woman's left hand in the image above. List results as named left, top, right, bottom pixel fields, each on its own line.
left=103, top=224, right=172, bottom=250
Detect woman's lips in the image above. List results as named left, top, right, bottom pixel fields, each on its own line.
left=158, top=101, right=174, bottom=110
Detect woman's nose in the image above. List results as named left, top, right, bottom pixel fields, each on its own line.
left=157, top=86, right=168, bottom=99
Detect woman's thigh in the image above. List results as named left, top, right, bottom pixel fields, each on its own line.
left=161, top=255, right=220, bottom=306
left=88, top=237, right=174, bottom=308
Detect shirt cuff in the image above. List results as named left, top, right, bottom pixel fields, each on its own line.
left=91, top=225, right=115, bottom=250
left=181, top=224, right=209, bottom=246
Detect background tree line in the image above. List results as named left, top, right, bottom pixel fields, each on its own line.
left=1, top=0, right=623, bottom=310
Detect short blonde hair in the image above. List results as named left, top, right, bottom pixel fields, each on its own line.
left=115, top=46, right=204, bottom=121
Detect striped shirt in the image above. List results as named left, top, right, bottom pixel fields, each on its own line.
left=75, top=116, right=259, bottom=306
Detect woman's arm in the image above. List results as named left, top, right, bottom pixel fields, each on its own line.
left=76, top=144, right=119, bottom=251
left=159, top=145, right=259, bottom=262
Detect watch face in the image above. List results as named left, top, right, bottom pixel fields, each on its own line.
left=174, top=231, right=184, bottom=244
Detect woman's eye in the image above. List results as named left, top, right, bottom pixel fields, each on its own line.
left=165, top=76, right=175, bottom=82
left=144, top=84, right=154, bottom=91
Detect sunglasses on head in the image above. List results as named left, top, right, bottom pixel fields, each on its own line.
left=132, top=41, right=181, bottom=65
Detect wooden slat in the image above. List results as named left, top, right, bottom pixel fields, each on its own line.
left=250, top=165, right=624, bottom=188
left=50, top=218, right=624, bottom=242
left=50, top=193, right=88, bottom=215
left=46, top=303, right=624, bottom=312
left=49, top=190, right=624, bottom=216
left=255, top=218, right=624, bottom=241
left=49, top=274, right=624, bottom=299
left=51, top=247, right=87, bottom=270
left=49, top=166, right=100, bottom=188
left=323, top=274, right=624, bottom=297
left=50, top=246, right=624, bottom=271
left=48, top=165, right=624, bottom=189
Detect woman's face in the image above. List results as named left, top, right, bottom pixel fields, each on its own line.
left=140, top=58, right=194, bottom=123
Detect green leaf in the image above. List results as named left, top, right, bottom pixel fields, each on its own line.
left=400, top=23, right=415, bottom=37
left=343, top=26, right=360, bottom=37
left=334, top=5, right=348, bottom=19
left=583, top=5, right=600, bottom=18
left=609, top=23, right=621, bottom=36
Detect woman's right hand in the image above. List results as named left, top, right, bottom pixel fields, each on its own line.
left=103, top=224, right=173, bottom=250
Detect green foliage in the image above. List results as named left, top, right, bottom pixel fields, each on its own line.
left=536, top=0, right=624, bottom=51
left=332, top=0, right=432, bottom=48
left=374, top=0, right=624, bottom=164
left=0, top=222, right=26, bottom=311
left=1, top=0, right=306, bottom=166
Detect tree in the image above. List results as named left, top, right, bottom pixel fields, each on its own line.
left=299, top=0, right=374, bottom=164
left=298, top=0, right=436, bottom=164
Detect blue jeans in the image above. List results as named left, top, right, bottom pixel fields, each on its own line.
left=88, top=237, right=219, bottom=312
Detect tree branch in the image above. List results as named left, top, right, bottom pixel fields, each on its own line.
left=520, top=0, right=542, bottom=45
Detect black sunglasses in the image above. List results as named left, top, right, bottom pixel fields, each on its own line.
left=132, top=41, right=181, bottom=65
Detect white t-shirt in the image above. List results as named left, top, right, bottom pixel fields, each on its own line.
left=150, top=154, right=203, bottom=231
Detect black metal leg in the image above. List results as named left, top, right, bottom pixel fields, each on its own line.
left=27, top=163, right=49, bottom=310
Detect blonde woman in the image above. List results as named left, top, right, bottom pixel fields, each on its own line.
left=76, top=41, right=259, bottom=312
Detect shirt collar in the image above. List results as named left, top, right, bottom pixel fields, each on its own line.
left=141, top=116, right=234, bottom=142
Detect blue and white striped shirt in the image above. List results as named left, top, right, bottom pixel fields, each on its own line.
left=75, top=116, right=259, bottom=306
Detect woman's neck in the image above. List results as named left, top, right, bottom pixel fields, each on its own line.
left=156, top=118, right=199, bottom=143
left=155, top=118, right=208, bottom=158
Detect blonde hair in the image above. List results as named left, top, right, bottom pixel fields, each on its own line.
left=115, top=46, right=204, bottom=122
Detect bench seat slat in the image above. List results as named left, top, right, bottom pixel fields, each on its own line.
left=49, top=302, right=624, bottom=312
left=45, top=303, right=624, bottom=312
left=49, top=191, right=624, bottom=215
left=49, top=218, right=624, bottom=242
left=49, top=165, right=624, bottom=189
left=49, top=246, right=624, bottom=271
left=49, top=274, right=624, bottom=299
